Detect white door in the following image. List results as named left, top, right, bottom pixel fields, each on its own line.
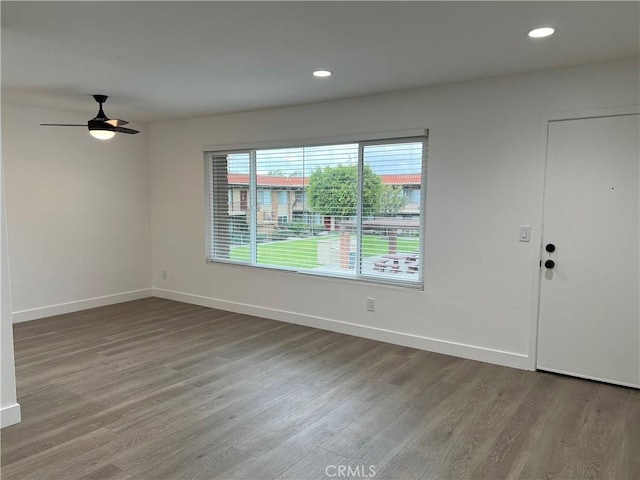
left=537, top=114, right=640, bottom=388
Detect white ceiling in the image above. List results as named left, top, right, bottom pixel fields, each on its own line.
left=2, top=1, right=638, bottom=122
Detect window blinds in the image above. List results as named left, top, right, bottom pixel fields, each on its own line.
left=207, top=135, right=426, bottom=286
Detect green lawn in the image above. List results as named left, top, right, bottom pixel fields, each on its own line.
left=230, top=234, right=419, bottom=269
left=230, top=236, right=323, bottom=268
left=361, top=235, right=420, bottom=256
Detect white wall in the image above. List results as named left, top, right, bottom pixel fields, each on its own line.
left=3, top=104, right=152, bottom=321
left=1, top=114, right=21, bottom=428
left=149, top=58, right=639, bottom=369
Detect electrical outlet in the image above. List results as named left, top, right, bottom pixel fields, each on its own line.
left=366, top=297, right=375, bottom=312
left=161, top=269, right=168, bottom=280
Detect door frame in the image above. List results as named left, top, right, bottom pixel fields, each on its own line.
left=527, top=104, right=640, bottom=372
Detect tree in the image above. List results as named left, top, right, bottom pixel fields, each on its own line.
left=378, top=184, right=407, bottom=215
left=307, top=165, right=382, bottom=217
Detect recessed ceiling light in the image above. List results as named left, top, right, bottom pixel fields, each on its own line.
left=313, top=70, right=332, bottom=78
left=527, top=26, right=556, bottom=38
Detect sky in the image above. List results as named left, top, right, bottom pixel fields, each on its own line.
left=227, top=142, right=423, bottom=176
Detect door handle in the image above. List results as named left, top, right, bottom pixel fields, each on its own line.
left=544, top=259, right=555, bottom=269
left=545, top=243, right=556, bottom=252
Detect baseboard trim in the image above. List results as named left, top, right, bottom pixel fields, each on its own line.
left=12, top=289, right=153, bottom=323
left=153, top=288, right=530, bottom=370
left=1, top=403, right=21, bottom=428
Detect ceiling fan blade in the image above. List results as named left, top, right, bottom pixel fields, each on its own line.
left=114, top=126, right=139, bottom=135
left=106, top=119, right=129, bottom=127
left=40, top=123, right=87, bottom=127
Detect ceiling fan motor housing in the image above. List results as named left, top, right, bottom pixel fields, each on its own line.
left=88, top=119, right=115, bottom=133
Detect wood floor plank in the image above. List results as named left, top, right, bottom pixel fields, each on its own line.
left=616, top=393, right=640, bottom=479
left=514, top=378, right=633, bottom=480
left=320, top=359, right=475, bottom=460
left=374, top=447, right=432, bottom=480
left=111, top=384, right=321, bottom=478
left=83, top=464, right=132, bottom=480
left=1, top=298, right=638, bottom=480
left=466, top=373, right=564, bottom=479
left=130, top=444, right=253, bottom=480
left=233, top=378, right=397, bottom=458
left=1, top=427, right=125, bottom=480
left=275, top=446, right=347, bottom=480
left=1, top=381, right=195, bottom=466
left=422, top=367, right=536, bottom=479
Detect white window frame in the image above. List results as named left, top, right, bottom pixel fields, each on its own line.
left=205, top=130, right=428, bottom=288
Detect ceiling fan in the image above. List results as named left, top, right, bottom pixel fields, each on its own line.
left=40, top=94, right=139, bottom=140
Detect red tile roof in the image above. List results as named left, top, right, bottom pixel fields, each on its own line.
left=227, top=174, right=307, bottom=187
left=380, top=174, right=421, bottom=185
left=227, top=173, right=420, bottom=187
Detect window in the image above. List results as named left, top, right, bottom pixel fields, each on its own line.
left=239, top=190, right=248, bottom=211
left=257, top=189, right=271, bottom=206
left=207, top=133, right=427, bottom=286
left=404, top=187, right=420, bottom=204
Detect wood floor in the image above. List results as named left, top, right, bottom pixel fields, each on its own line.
left=1, top=298, right=638, bottom=480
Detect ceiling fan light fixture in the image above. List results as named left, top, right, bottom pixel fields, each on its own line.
left=88, top=118, right=116, bottom=140
left=89, top=129, right=116, bottom=140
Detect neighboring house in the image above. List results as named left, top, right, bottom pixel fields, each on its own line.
left=226, top=174, right=308, bottom=236
left=225, top=173, right=421, bottom=234
left=380, top=174, right=421, bottom=216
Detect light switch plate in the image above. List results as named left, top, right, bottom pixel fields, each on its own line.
left=519, top=225, right=531, bottom=242
left=366, top=297, right=375, bottom=312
